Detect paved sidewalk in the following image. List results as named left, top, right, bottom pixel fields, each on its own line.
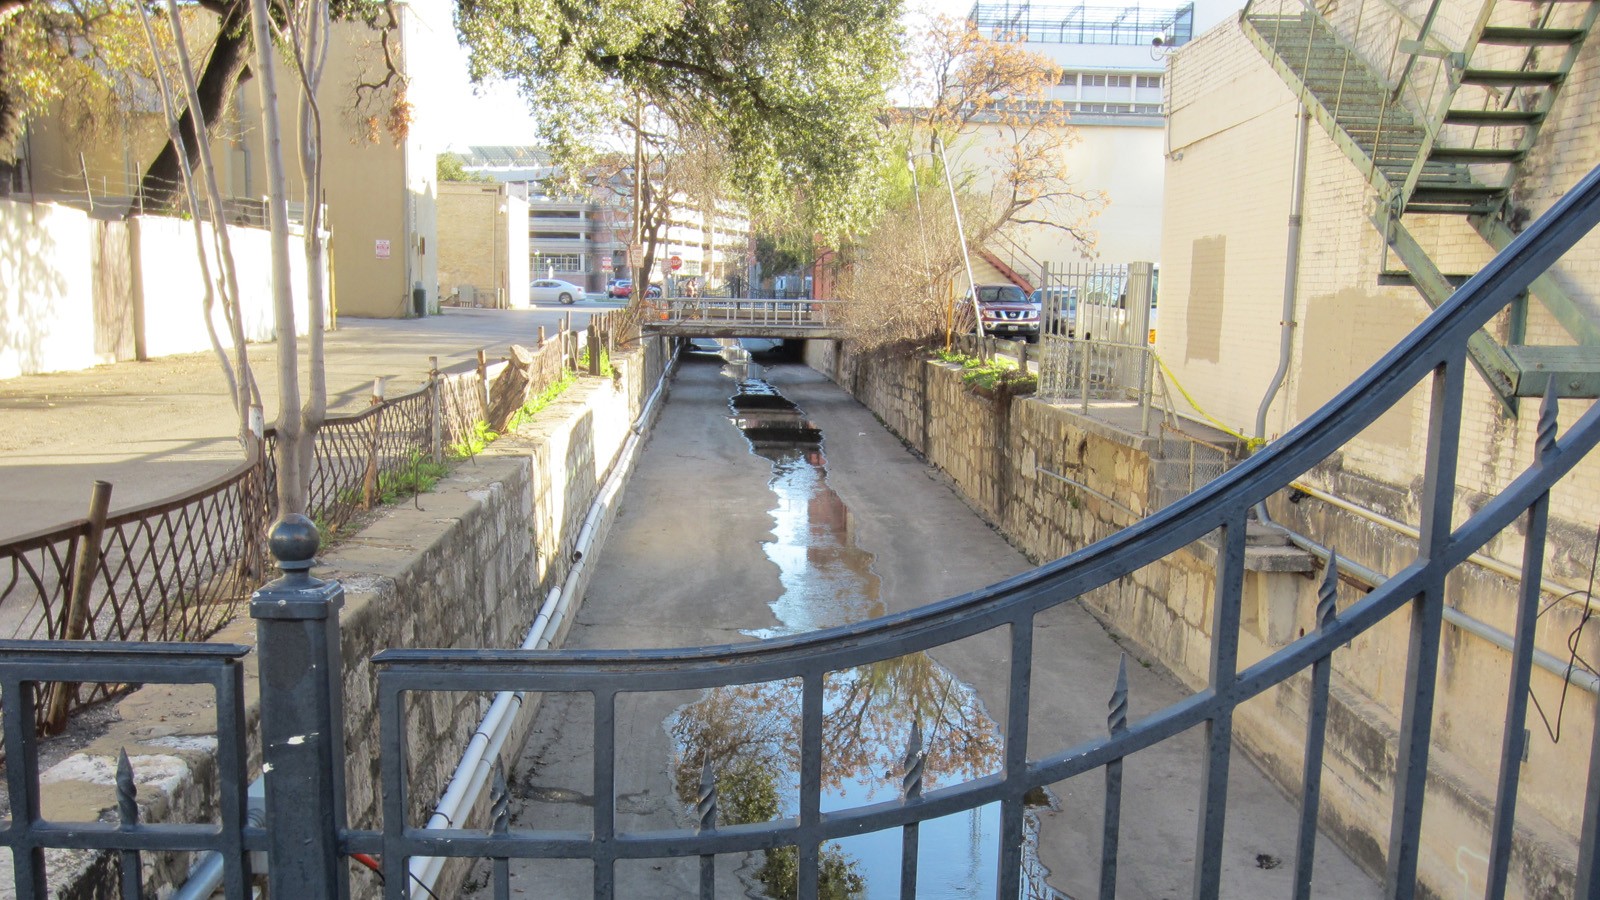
left=0, top=304, right=621, bottom=541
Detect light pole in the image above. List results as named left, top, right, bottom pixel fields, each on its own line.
left=914, top=138, right=986, bottom=345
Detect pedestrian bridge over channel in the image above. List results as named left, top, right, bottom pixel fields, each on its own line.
left=640, top=298, right=848, bottom=339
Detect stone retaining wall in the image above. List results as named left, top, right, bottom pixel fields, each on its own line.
left=18, top=336, right=669, bottom=898
left=804, top=340, right=1583, bottom=899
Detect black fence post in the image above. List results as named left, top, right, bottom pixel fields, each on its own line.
left=251, top=514, right=348, bottom=899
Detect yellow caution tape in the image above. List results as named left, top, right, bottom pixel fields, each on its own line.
left=1151, top=353, right=1262, bottom=449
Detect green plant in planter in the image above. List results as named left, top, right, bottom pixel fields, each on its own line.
left=933, top=350, right=1038, bottom=394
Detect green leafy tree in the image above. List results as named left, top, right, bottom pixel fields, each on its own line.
left=437, top=151, right=494, bottom=183
left=454, top=0, right=902, bottom=241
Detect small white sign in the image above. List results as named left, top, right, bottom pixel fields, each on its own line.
left=600, top=257, right=614, bottom=272
left=375, top=239, right=391, bottom=259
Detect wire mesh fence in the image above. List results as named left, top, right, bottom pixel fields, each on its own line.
left=0, top=329, right=583, bottom=731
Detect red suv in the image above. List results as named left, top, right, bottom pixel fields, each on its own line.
left=972, top=284, right=1040, bottom=340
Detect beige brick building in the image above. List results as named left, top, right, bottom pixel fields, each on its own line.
left=437, top=182, right=529, bottom=308
left=1157, top=3, right=1600, bottom=895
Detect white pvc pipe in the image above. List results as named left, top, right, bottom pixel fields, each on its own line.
left=408, top=342, right=675, bottom=899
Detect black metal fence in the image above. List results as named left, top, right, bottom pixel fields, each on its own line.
left=0, top=328, right=584, bottom=731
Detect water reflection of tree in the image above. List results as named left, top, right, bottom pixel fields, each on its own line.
left=667, top=653, right=1003, bottom=897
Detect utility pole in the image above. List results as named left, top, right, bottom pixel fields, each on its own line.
left=630, top=93, right=643, bottom=297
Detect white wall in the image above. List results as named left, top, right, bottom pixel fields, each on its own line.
left=0, top=198, right=322, bottom=378
left=133, top=216, right=318, bottom=359
left=0, top=200, right=100, bottom=379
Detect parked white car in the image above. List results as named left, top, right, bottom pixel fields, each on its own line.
left=529, top=278, right=586, bottom=305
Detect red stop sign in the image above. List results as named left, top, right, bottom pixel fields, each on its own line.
left=669, top=255, right=683, bottom=271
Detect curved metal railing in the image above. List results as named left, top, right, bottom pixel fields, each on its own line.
left=373, top=164, right=1600, bottom=899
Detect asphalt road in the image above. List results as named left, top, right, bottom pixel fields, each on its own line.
left=0, top=302, right=625, bottom=541
left=469, top=358, right=1381, bottom=899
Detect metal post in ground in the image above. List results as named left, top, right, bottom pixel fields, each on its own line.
left=476, top=350, right=490, bottom=419
left=251, top=515, right=348, bottom=900
left=427, top=357, right=442, bottom=465
left=45, top=479, right=113, bottom=732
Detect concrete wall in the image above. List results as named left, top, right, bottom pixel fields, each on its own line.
left=947, top=119, right=1165, bottom=268
left=0, top=199, right=99, bottom=378
left=22, top=336, right=669, bottom=897
left=806, top=340, right=1591, bottom=898
left=0, top=199, right=320, bottom=378
left=132, top=215, right=319, bottom=359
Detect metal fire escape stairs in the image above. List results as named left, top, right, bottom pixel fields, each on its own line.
left=1241, top=0, right=1600, bottom=411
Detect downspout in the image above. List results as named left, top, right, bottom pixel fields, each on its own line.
left=1254, top=104, right=1309, bottom=445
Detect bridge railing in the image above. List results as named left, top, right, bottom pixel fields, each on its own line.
left=648, top=297, right=845, bottom=329
left=3, top=165, right=1599, bottom=898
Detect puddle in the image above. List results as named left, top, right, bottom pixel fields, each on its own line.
left=666, top=360, right=1064, bottom=899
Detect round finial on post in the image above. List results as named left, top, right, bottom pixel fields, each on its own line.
left=268, top=514, right=320, bottom=574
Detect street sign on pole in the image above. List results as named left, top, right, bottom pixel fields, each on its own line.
left=600, top=257, right=613, bottom=272
left=669, top=255, right=683, bottom=272
left=627, top=243, right=644, bottom=268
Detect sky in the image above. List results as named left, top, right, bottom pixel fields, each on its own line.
left=414, top=0, right=978, bottom=151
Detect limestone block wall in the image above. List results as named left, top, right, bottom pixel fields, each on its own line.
left=805, top=340, right=1587, bottom=898
left=23, top=336, right=668, bottom=897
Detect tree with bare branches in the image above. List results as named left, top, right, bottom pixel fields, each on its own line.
left=832, top=15, right=1107, bottom=351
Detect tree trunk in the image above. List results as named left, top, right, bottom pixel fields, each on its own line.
left=139, top=0, right=250, bottom=212
left=485, top=344, right=536, bottom=433
left=248, top=0, right=306, bottom=517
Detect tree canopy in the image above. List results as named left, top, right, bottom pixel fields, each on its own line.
left=454, top=0, right=904, bottom=240
left=437, top=151, right=494, bottom=183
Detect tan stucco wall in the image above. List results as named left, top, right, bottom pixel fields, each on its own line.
left=949, top=119, right=1165, bottom=268
left=1152, top=3, right=1600, bottom=893
left=1159, top=18, right=1301, bottom=436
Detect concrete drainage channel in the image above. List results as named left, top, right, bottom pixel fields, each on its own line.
left=664, top=353, right=1064, bottom=899
left=166, top=344, right=683, bottom=900
left=405, top=345, right=681, bottom=897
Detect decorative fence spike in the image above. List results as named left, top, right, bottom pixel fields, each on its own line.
left=1317, top=553, right=1341, bottom=629
left=696, top=760, right=717, bottom=832
left=491, top=761, right=510, bottom=835
left=902, top=721, right=925, bottom=801
left=116, top=749, right=138, bottom=826
left=1537, top=380, right=1559, bottom=460
left=115, top=749, right=141, bottom=897
left=1108, top=656, right=1128, bottom=736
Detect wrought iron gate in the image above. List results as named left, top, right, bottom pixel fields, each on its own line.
left=4, top=166, right=1600, bottom=899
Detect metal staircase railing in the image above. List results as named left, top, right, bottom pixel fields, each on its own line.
left=1242, top=0, right=1600, bottom=410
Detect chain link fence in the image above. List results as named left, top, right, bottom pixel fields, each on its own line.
left=0, top=328, right=586, bottom=731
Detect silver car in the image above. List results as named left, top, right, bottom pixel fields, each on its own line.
left=529, top=278, right=586, bottom=305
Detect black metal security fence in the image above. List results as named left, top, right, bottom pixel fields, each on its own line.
left=0, top=323, right=594, bottom=731
left=3, top=160, right=1600, bottom=900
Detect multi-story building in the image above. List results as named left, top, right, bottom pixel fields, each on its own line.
left=450, top=145, right=753, bottom=295
left=956, top=0, right=1239, bottom=277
